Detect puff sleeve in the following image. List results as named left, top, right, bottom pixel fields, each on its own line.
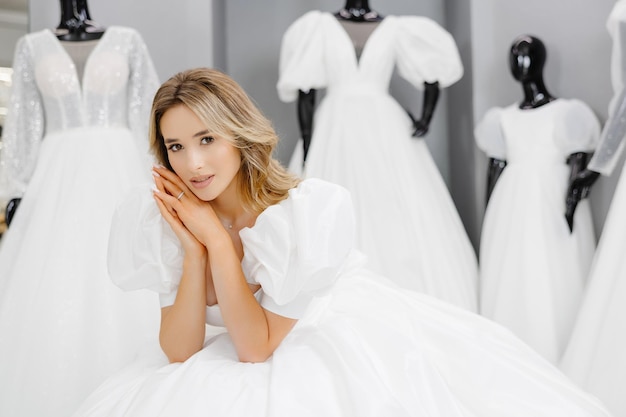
left=239, top=179, right=356, bottom=319
left=395, top=16, right=463, bottom=89
left=277, top=11, right=328, bottom=102
left=554, top=99, right=600, bottom=156
left=0, top=35, right=45, bottom=198
left=474, top=107, right=507, bottom=160
left=107, top=185, right=184, bottom=307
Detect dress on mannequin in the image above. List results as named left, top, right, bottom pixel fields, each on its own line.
left=278, top=8, right=478, bottom=311
left=560, top=3, right=626, bottom=416
left=0, top=2, right=162, bottom=416
left=476, top=35, right=600, bottom=365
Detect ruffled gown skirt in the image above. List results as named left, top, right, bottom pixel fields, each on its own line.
left=73, top=256, right=608, bottom=417
left=289, top=87, right=478, bottom=311
left=479, top=161, right=595, bottom=364
left=0, top=127, right=161, bottom=417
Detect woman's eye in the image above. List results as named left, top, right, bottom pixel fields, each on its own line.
left=201, top=136, right=215, bottom=144
left=167, top=144, right=182, bottom=152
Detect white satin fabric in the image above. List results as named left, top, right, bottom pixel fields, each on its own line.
left=73, top=179, right=610, bottom=417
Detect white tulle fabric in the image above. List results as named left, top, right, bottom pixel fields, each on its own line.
left=0, top=27, right=161, bottom=417
left=277, top=11, right=477, bottom=311
left=71, top=179, right=612, bottom=417
left=476, top=99, right=600, bottom=364
left=560, top=2, right=626, bottom=416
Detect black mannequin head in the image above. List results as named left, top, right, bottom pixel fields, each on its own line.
left=509, top=35, right=547, bottom=83
left=55, top=0, right=105, bottom=41
left=509, top=34, right=555, bottom=109
left=336, top=0, right=382, bottom=22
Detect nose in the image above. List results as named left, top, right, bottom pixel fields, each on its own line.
left=186, top=147, right=205, bottom=171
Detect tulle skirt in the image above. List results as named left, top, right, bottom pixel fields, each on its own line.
left=73, top=261, right=609, bottom=417
left=0, top=127, right=161, bottom=417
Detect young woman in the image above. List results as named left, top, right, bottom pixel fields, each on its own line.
left=73, top=68, right=610, bottom=417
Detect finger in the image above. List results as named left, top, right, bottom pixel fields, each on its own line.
left=153, top=166, right=189, bottom=192
left=153, top=191, right=181, bottom=225
left=153, top=186, right=178, bottom=217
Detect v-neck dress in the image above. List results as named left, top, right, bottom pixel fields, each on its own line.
left=277, top=11, right=478, bottom=311
left=475, top=99, right=600, bottom=364
left=0, top=27, right=161, bottom=417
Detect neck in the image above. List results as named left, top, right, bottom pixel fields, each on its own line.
left=56, top=0, right=104, bottom=41
left=336, top=0, right=382, bottom=22
left=520, top=79, right=555, bottom=109
left=209, top=180, right=250, bottom=230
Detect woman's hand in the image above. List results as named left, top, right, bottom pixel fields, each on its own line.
left=152, top=166, right=223, bottom=249
left=152, top=167, right=205, bottom=256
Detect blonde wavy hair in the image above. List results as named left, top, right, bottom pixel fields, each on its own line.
left=149, top=68, right=300, bottom=213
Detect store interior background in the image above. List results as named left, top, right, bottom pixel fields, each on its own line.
left=0, top=0, right=619, bottom=251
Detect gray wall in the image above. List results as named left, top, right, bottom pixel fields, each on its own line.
left=23, top=0, right=620, bottom=249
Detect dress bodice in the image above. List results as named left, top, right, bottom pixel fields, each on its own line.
left=277, top=11, right=463, bottom=103
left=0, top=26, right=159, bottom=197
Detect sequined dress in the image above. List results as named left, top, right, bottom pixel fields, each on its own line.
left=0, top=27, right=161, bottom=417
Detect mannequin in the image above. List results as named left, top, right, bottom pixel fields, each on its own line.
left=278, top=5, right=477, bottom=309
left=475, top=34, right=599, bottom=364
left=485, top=35, right=592, bottom=232
left=296, top=1, right=440, bottom=163
left=4, top=0, right=105, bottom=226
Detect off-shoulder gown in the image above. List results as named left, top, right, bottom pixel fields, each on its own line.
left=72, top=179, right=610, bottom=417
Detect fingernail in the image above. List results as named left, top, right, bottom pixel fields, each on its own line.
left=152, top=170, right=160, bottom=177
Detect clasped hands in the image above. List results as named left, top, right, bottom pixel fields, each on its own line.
left=152, top=165, right=223, bottom=255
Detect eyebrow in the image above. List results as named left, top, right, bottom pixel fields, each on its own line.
left=164, top=130, right=211, bottom=145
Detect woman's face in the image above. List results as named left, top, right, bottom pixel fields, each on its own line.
left=160, top=104, right=241, bottom=202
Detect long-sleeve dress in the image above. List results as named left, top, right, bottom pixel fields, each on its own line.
left=69, top=178, right=611, bottom=417
left=0, top=26, right=161, bottom=417
left=475, top=98, right=600, bottom=364
left=560, top=2, right=626, bottom=415
left=277, top=11, right=478, bottom=311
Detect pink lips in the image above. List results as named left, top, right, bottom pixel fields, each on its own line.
left=190, top=175, right=214, bottom=189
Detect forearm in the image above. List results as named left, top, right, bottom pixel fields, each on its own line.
left=159, top=252, right=208, bottom=363
left=207, top=236, right=294, bottom=363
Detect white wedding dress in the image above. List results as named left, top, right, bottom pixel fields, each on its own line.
left=71, top=178, right=611, bottom=417
left=277, top=11, right=478, bottom=311
left=560, top=2, right=626, bottom=416
left=0, top=27, right=161, bottom=417
left=475, top=98, right=599, bottom=364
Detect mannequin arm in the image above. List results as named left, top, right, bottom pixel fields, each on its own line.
left=297, top=89, right=316, bottom=163
left=486, top=157, right=507, bottom=205
left=564, top=152, right=599, bottom=233
left=5, top=197, right=21, bottom=227
left=409, top=81, right=440, bottom=137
